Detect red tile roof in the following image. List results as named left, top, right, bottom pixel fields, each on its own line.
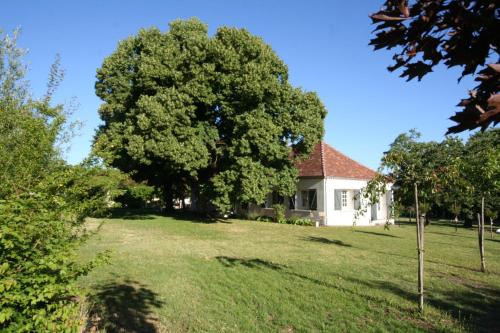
left=296, top=142, right=376, bottom=179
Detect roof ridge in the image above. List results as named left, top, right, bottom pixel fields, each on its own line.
left=322, top=142, right=376, bottom=173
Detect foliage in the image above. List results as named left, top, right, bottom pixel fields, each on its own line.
left=462, top=128, right=500, bottom=216
left=115, top=178, right=156, bottom=209
left=273, top=204, right=286, bottom=224
left=370, top=0, right=499, bottom=133
left=286, top=216, right=314, bottom=226
left=255, top=216, right=273, bottom=223
left=0, top=30, right=119, bottom=331
left=363, top=129, right=499, bottom=225
left=0, top=165, right=116, bottom=332
left=93, top=18, right=326, bottom=212
left=0, top=30, right=66, bottom=198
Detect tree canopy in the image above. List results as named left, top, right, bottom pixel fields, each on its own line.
left=370, top=0, right=499, bottom=133
left=0, top=31, right=66, bottom=198
left=376, top=128, right=499, bottom=223
left=93, top=18, right=327, bottom=211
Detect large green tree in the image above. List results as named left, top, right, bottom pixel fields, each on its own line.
left=370, top=0, right=499, bottom=133
left=93, top=19, right=326, bottom=211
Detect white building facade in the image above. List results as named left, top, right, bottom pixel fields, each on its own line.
left=249, top=142, right=394, bottom=226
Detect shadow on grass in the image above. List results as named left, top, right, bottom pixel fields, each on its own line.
left=215, top=256, right=499, bottom=330
left=86, top=279, right=164, bottom=333
left=371, top=249, right=477, bottom=272
left=109, top=208, right=159, bottom=220
left=216, top=256, right=286, bottom=270
left=109, top=208, right=232, bottom=224
left=302, top=236, right=353, bottom=247
left=486, top=237, right=500, bottom=243
left=426, top=231, right=474, bottom=239
left=348, top=277, right=500, bottom=333
left=354, top=230, right=400, bottom=238
left=169, top=211, right=227, bottom=224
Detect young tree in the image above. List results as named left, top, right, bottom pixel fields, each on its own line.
left=463, top=128, right=500, bottom=271
left=0, top=30, right=66, bottom=198
left=433, top=136, right=472, bottom=226
left=370, top=1, right=499, bottom=133
left=93, top=19, right=326, bottom=212
left=364, top=130, right=454, bottom=311
left=0, top=30, right=121, bottom=332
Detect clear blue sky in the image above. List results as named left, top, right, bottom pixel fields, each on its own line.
left=2, top=0, right=474, bottom=169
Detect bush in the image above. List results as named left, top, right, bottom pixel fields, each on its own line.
left=115, top=180, right=156, bottom=209
left=0, top=165, right=116, bottom=332
left=256, top=216, right=274, bottom=222
left=286, top=216, right=314, bottom=226
left=273, top=204, right=286, bottom=224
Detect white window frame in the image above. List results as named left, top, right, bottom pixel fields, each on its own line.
left=341, top=190, right=348, bottom=208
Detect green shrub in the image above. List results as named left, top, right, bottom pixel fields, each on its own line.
left=256, top=216, right=274, bottom=222
left=286, top=216, right=314, bottom=226
left=273, top=204, right=286, bottom=224
left=0, top=165, right=116, bottom=332
left=115, top=180, right=156, bottom=209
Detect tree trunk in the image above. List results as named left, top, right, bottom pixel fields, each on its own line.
left=163, top=182, right=174, bottom=213
left=478, top=198, right=486, bottom=272
left=454, top=215, right=458, bottom=232
left=414, top=183, right=424, bottom=312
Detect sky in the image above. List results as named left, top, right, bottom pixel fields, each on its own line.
left=1, top=0, right=475, bottom=169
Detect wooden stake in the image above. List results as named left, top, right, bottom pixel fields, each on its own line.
left=414, top=183, right=424, bottom=312
left=479, top=198, right=486, bottom=272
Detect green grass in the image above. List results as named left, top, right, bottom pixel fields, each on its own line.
left=78, top=213, right=500, bottom=332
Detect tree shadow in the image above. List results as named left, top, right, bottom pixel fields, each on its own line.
left=168, top=211, right=229, bottom=224
left=86, top=279, right=164, bottom=333
left=426, top=231, right=473, bottom=239
left=214, top=256, right=415, bottom=315
left=302, top=236, right=353, bottom=247
left=371, top=249, right=477, bottom=272
left=216, top=256, right=286, bottom=270
left=355, top=230, right=400, bottom=238
left=486, top=238, right=500, bottom=243
left=109, top=208, right=232, bottom=224
left=215, top=255, right=499, bottom=331
left=347, top=277, right=500, bottom=333
left=109, top=208, right=158, bottom=220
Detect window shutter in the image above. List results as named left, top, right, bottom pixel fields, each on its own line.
left=354, top=190, right=361, bottom=210
left=334, top=190, right=341, bottom=210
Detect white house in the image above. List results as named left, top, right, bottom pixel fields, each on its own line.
left=247, top=141, right=393, bottom=226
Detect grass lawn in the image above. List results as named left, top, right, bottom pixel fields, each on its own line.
left=78, top=212, right=500, bottom=332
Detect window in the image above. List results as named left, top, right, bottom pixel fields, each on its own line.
left=308, top=190, right=317, bottom=210
left=301, top=190, right=308, bottom=208
left=301, top=189, right=317, bottom=210
left=341, top=190, right=348, bottom=208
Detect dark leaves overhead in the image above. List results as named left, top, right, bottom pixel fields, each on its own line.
left=370, top=0, right=499, bottom=133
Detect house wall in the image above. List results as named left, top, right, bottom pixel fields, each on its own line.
left=246, top=177, right=326, bottom=223
left=245, top=177, right=393, bottom=227
left=325, top=178, right=393, bottom=226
